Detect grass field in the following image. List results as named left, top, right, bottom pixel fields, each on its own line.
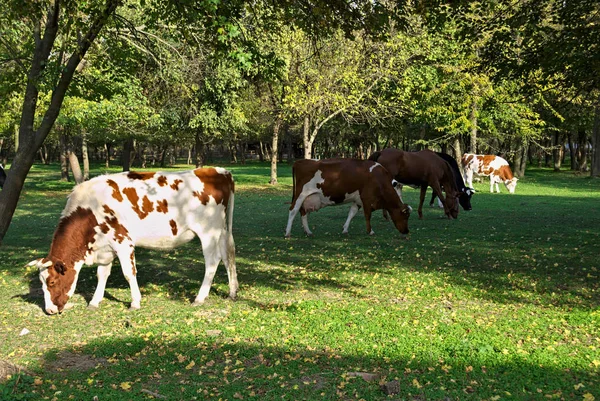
left=1, top=162, right=599, bottom=401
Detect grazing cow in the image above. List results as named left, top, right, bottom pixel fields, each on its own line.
left=285, top=158, right=411, bottom=237
left=462, top=154, right=518, bottom=193
left=0, top=164, right=6, bottom=189
left=31, top=167, right=237, bottom=315
left=429, top=152, right=475, bottom=211
left=368, top=149, right=460, bottom=220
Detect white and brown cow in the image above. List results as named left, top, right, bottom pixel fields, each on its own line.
left=31, top=167, right=237, bottom=314
left=462, top=154, right=518, bottom=193
left=285, top=158, right=411, bottom=237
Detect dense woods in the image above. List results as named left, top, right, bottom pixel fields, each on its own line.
left=0, top=0, right=599, bottom=242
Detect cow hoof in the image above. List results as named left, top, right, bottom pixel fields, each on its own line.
left=192, top=300, right=205, bottom=306
left=369, top=230, right=375, bottom=236
left=128, top=305, right=140, bottom=311
left=284, top=234, right=291, bottom=239
left=305, top=232, right=313, bottom=237
left=87, top=304, right=99, bottom=310
left=228, top=294, right=237, bottom=301
left=342, top=230, right=349, bottom=235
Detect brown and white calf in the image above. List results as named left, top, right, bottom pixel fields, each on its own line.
left=461, top=154, right=518, bottom=193
left=31, top=168, right=237, bottom=314
left=368, top=149, right=461, bottom=220
left=285, top=158, right=411, bottom=237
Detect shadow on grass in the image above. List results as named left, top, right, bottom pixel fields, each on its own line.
left=7, top=335, right=598, bottom=400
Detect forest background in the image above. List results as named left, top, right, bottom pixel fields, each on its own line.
left=1, top=0, right=599, bottom=244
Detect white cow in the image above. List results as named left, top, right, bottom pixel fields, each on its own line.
left=32, top=168, right=237, bottom=314
left=461, top=154, right=518, bottom=193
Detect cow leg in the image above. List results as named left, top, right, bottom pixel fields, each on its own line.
left=88, top=263, right=113, bottom=309
left=363, top=205, right=375, bottom=235
left=285, top=194, right=309, bottom=237
left=301, top=210, right=313, bottom=236
left=219, top=230, right=238, bottom=300
left=193, top=233, right=221, bottom=305
left=343, top=204, right=360, bottom=234
left=429, top=182, right=449, bottom=218
left=418, top=185, right=428, bottom=219
left=464, top=169, right=473, bottom=188
left=489, top=177, right=495, bottom=193
left=115, top=246, right=142, bottom=310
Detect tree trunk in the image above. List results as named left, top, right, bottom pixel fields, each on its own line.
left=469, top=100, right=478, bottom=153
left=591, top=102, right=600, bottom=177
left=195, top=133, right=205, bottom=167
left=303, top=115, right=312, bottom=159
left=567, top=133, right=577, bottom=170
left=513, top=141, right=528, bottom=177
left=82, top=133, right=89, bottom=180
left=104, top=143, right=111, bottom=168
left=552, top=132, right=562, bottom=171
left=578, top=130, right=588, bottom=172
left=187, top=147, right=192, bottom=165
left=452, top=136, right=462, bottom=171
left=122, top=138, right=133, bottom=171
left=270, top=118, right=282, bottom=185
left=68, top=148, right=84, bottom=184
left=59, top=134, right=69, bottom=181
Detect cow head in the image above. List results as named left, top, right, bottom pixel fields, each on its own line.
left=505, top=177, right=518, bottom=194
left=33, top=258, right=78, bottom=314
left=445, top=192, right=460, bottom=219
left=458, top=187, right=475, bottom=211
left=389, top=204, right=411, bottom=235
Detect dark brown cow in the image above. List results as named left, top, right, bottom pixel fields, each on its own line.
left=32, top=167, right=237, bottom=314
left=285, top=158, right=411, bottom=237
left=368, top=149, right=460, bottom=219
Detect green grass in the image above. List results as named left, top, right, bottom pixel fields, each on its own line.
left=1, top=162, right=599, bottom=401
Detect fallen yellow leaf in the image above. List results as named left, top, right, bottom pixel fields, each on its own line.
left=583, top=393, right=595, bottom=401
left=120, top=382, right=131, bottom=391
left=185, top=360, right=195, bottom=370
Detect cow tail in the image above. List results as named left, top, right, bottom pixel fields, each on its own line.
left=226, top=180, right=236, bottom=268
left=291, top=164, right=296, bottom=204
left=368, top=151, right=381, bottom=162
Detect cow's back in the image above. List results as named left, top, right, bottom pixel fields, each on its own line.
left=66, top=169, right=232, bottom=249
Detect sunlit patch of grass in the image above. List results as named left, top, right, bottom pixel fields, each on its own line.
left=1, top=163, right=599, bottom=400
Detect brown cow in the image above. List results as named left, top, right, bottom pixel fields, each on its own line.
left=285, top=158, right=411, bottom=237
left=368, top=149, right=460, bottom=219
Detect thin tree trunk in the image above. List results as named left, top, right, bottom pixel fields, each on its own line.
left=122, top=138, right=133, bottom=171
left=195, top=133, right=205, bottom=167
left=303, top=115, right=312, bottom=159
left=68, top=148, right=84, bottom=184
left=270, top=118, right=282, bottom=185
left=452, top=136, right=462, bottom=172
left=187, top=147, right=192, bottom=165
left=553, top=132, right=562, bottom=171
left=470, top=100, right=478, bottom=153
left=82, top=133, right=89, bottom=180
left=591, top=101, right=600, bottom=177
left=568, top=133, right=577, bottom=170
left=104, top=143, right=111, bottom=168
left=578, top=131, right=588, bottom=172
left=59, top=134, right=69, bottom=181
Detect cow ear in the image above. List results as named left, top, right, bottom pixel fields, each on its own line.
left=54, top=261, right=66, bottom=275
